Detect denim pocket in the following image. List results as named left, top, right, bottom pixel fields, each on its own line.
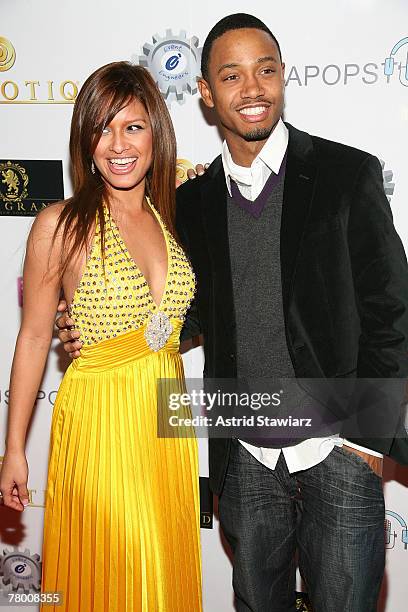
left=333, top=445, right=382, bottom=480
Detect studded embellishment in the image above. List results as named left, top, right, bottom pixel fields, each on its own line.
left=69, top=203, right=195, bottom=346
left=144, top=311, right=173, bottom=352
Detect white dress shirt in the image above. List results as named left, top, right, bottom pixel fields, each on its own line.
left=221, top=118, right=382, bottom=472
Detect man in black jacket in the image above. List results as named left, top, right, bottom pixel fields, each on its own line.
left=175, top=14, right=408, bottom=612
left=58, top=13, right=408, bottom=612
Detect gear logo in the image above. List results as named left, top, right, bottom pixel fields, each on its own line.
left=380, top=159, right=395, bottom=203
left=134, top=29, right=202, bottom=106
left=0, top=547, right=41, bottom=594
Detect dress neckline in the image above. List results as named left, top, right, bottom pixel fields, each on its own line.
left=107, top=197, right=170, bottom=311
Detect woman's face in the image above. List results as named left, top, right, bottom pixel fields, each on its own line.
left=93, top=98, right=153, bottom=193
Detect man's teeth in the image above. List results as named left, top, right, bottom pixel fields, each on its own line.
left=239, top=106, right=267, bottom=116
left=109, top=157, right=137, bottom=165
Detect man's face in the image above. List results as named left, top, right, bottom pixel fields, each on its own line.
left=199, top=28, right=285, bottom=149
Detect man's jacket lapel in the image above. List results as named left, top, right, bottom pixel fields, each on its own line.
left=201, top=158, right=236, bottom=335
left=281, top=124, right=318, bottom=314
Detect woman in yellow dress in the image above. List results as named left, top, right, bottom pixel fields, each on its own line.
left=0, top=62, right=202, bottom=611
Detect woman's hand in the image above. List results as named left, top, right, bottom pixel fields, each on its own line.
left=0, top=450, right=30, bottom=512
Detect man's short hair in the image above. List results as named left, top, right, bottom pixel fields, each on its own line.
left=201, top=13, right=282, bottom=81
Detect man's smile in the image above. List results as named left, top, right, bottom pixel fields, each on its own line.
left=237, top=104, right=270, bottom=122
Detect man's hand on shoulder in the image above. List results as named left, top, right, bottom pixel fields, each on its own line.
left=56, top=299, right=82, bottom=359
left=186, top=163, right=209, bottom=181
left=176, top=163, right=209, bottom=188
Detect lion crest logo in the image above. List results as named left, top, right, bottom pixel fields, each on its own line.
left=0, top=161, right=28, bottom=202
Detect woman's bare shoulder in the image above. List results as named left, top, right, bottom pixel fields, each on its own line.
left=26, top=201, right=73, bottom=259
left=28, top=200, right=73, bottom=240
left=34, top=200, right=68, bottom=226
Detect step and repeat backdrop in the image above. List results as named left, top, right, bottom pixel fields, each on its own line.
left=1, top=0, right=407, bottom=610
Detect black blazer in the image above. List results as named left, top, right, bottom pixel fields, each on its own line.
left=176, top=123, right=408, bottom=495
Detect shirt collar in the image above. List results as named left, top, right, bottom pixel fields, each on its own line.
left=221, top=118, right=289, bottom=196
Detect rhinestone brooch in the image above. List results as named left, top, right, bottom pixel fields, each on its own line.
left=144, top=311, right=173, bottom=352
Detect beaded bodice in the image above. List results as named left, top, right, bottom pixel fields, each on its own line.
left=68, top=199, right=196, bottom=347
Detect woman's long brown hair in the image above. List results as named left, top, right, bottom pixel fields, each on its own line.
left=53, top=61, right=177, bottom=279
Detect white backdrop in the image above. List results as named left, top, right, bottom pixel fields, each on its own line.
left=1, top=1, right=408, bottom=610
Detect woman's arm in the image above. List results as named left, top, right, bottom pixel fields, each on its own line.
left=0, top=204, right=63, bottom=511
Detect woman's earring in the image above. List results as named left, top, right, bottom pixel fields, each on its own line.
left=91, top=160, right=95, bottom=174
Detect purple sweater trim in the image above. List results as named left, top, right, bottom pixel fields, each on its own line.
left=230, top=152, right=287, bottom=218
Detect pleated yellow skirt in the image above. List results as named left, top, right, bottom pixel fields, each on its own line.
left=40, top=322, right=202, bottom=611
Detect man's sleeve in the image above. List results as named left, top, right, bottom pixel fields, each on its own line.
left=344, top=155, right=408, bottom=457
left=348, top=154, right=408, bottom=378
left=176, top=189, right=202, bottom=341
left=180, top=298, right=201, bottom=342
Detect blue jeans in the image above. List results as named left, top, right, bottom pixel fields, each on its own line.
left=218, top=440, right=385, bottom=612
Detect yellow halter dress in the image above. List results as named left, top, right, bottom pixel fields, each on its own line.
left=40, top=199, right=202, bottom=611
